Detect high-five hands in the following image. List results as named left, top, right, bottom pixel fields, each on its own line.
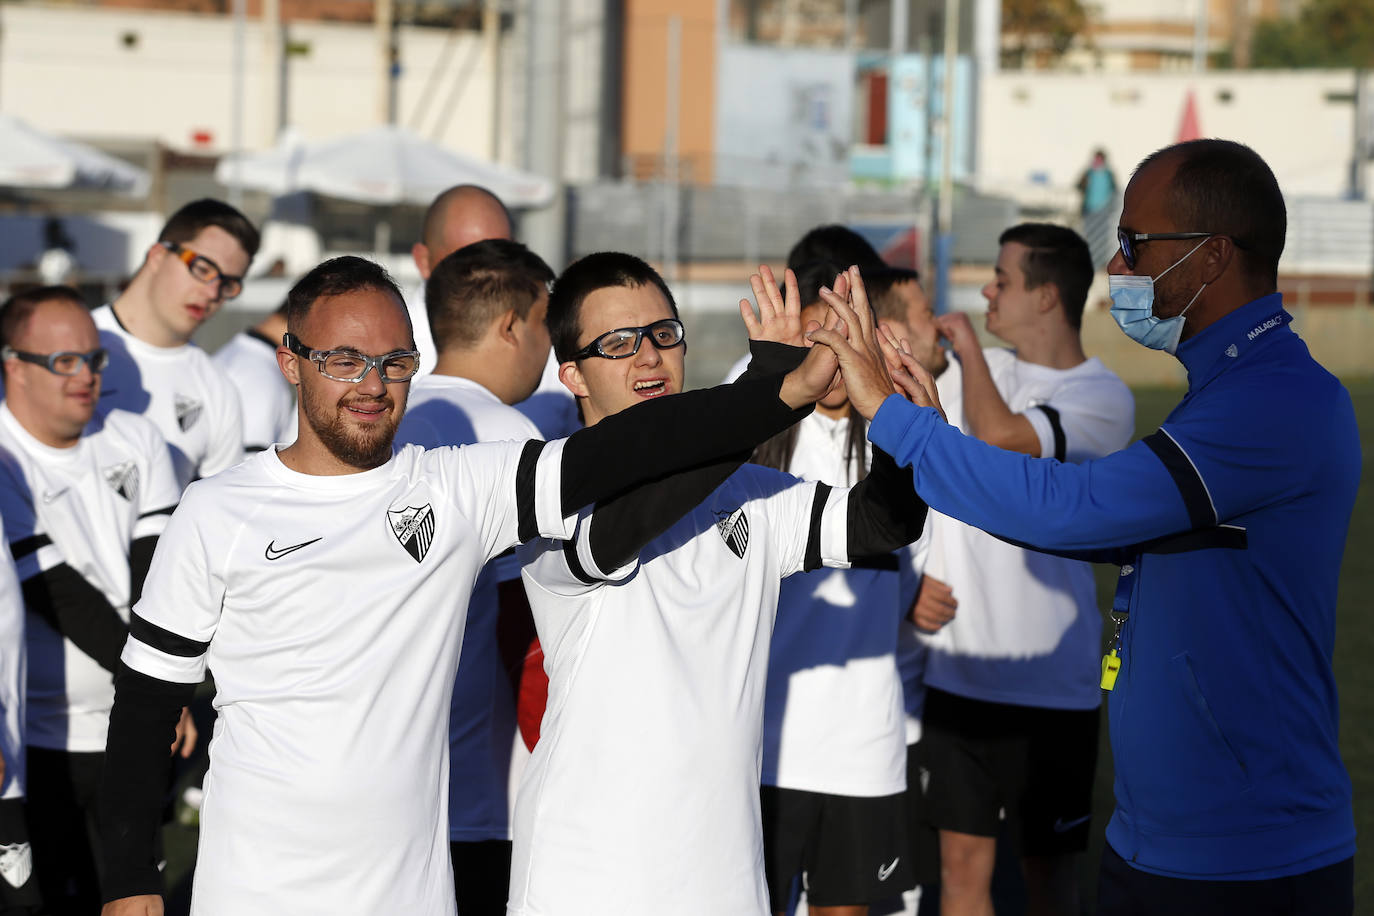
left=808, top=265, right=945, bottom=421
left=739, top=265, right=807, bottom=348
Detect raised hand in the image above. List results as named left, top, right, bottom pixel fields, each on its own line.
left=739, top=265, right=805, bottom=347
left=881, top=327, right=947, bottom=421
left=935, top=311, right=979, bottom=357
left=808, top=265, right=900, bottom=419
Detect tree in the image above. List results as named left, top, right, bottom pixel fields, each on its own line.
left=1002, top=0, right=1091, bottom=69
left=1249, top=0, right=1374, bottom=68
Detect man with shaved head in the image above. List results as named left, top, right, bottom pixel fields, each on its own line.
left=407, top=185, right=514, bottom=378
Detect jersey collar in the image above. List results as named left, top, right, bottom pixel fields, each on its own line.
left=1175, top=292, right=1289, bottom=391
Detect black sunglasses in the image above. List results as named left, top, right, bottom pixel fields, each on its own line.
left=1115, top=230, right=1212, bottom=271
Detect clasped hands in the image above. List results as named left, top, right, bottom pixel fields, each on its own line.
left=739, top=263, right=945, bottom=420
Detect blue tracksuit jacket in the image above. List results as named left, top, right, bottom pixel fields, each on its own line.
left=868, top=293, right=1359, bottom=879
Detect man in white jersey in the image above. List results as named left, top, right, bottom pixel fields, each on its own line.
left=508, top=253, right=930, bottom=916
left=0, top=528, right=40, bottom=916
left=212, top=303, right=296, bottom=452
left=96, top=199, right=258, bottom=488
left=408, top=184, right=578, bottom=438
left=749, top=259, right=950, bottom=916
left=97, top=255, right=841, bottom=916
left=0, top=289, right=186, bottom=914
left=394, top=239, right=554, bottom=915
left=909, top=224, right=1134, bottom=916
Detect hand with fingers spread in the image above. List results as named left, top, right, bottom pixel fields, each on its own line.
left=739, top=265, right=807, bottom=347
left=807, top=265, right=900, bottom=419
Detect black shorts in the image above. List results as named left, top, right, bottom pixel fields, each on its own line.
left=919, top=687, right=1099, bottom=856
left=1097, top=844, right=1353, bottom=916
left=760, top=785, right=914, bottom=908
left=903, top=742, right=941, bottom=886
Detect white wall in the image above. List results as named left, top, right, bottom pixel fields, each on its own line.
left=0, top=4, right=503, bottom=160
left=977, top=69, right=1370, bottom=199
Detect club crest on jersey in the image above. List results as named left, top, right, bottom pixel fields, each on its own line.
left=714, top=507, right=749, bottom=559
left=388, top=504, right=436, bottom=563
left=174, top=394, right=203, bottom=432
left=103, top=460, right=140, bottom=502
left=0, top=842, right=32, bottom=888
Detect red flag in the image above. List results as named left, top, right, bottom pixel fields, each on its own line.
left=1177, top=90, right=1202, bottom=142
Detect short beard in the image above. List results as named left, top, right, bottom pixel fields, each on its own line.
left=302, top=386, right=398, bottom=470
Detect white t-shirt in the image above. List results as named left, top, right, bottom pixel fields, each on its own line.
left=93, top=305, right=246, bottom=489
left=510, top=466, right=852, bottom=916
left=0, top=405, right=178, bottom=751
left=920, top=348, right=1134, bottom=710
left=0, top=525, right=25, bottom=798
left=121, top=441, right=575, bottom=916
left=211, top=330, right=297, bottom=452
left=514, top=353, right=581, bottom=441
left=406, top=281, right=440, bottom=380
left=761, top=411, right=909, bottom=797
left=395, top=375, right=540, bottom=844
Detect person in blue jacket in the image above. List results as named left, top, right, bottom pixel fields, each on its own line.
left=811, top=138, right=1358, bottom=916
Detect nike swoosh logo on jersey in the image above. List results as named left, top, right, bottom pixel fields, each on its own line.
left=877, top=857, right=900, bottom=881
left=41, top=487, right=69, bottom=504
left=265, top=537, right=323, bottom=561
left=1052, top=814, right=1091, bottom=833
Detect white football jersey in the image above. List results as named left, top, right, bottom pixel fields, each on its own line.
left=396, top=375, right=540, bottom=843
left=211, top=330, right=297, bottom=452
left=920, top=349, right=1135, bottom=710
left=121, top=440, right=575, bottom=916
left=510, top=466, right=852, bottom=916
left=761, top=411, right=909, bottom=797
left=93, top=305, right=246, bottom=489
left=0, top=405, right=178, bottom=751
left=0, top=526, right=25, bottom=799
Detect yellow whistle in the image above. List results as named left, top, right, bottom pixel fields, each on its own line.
left=1100, top=650, right=1121, bottom=691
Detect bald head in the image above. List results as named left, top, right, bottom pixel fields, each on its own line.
left=413, top=185, right=513, bottom=279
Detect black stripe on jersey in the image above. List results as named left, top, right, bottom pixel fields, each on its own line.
left=1138, top=524, right=1248, bottom=555
left=563, top=539, right=595, bottom=585
left=246, top=328, right=279, bottom=349
left=1036, top=405, right=1067, bottom=462
left=1143, top=430, right=1217, bottom=529
left=802, top=483, right=833, bottom=572
left=9, top=533, right=52, bottom=560
left=138, top=505, right=176, bottom=520
left=129, top=612, right=210, bottom=658
left=516, top=440, right=547, bottom=544
left=850, top=553, right=901, bottom=571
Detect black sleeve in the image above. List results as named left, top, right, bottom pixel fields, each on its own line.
left=20, top=565, right=128, bottom=672
left=98, top=663, right=195, bottom=903
left=128, top=535, right=159, bottom=608
left=582, top=342, right=810, bottom=573
left=823, top=446, right=929, bottom=569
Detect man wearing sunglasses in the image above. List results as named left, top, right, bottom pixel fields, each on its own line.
left=506, top=253, right=929, bottom=916
left=97, top=199, right=259, bottom=489
left=0, top=288, right=189, bottom=914
left=811, top=139, right=1359, bottom=915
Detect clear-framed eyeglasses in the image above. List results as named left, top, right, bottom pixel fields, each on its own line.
left=1, top=345, right=109, bottom=376
left=571, top=318, right=686, bottom=360
left=282, top=333, right=420, bottom=384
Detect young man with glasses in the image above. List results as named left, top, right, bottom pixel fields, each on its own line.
left=97, top=255, right=845, bottom=916
left=812, top=139, right=1359, bottom=916
left=97, top=199, right=260, bottom=488
left=505, top=253, right=929, bottom=916
left=0, top=288, right=189, bottom=914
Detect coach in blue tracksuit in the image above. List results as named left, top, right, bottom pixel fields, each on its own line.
left=814, top=139, right=1358, bottom=915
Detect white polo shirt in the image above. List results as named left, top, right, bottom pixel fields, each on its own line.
left=509, top=465, right=852, bottom=916
left=920, top=348, right=1134, bottom=710
left=0, top=405, right=178, bottom=751
left=93, top=305, right=246, bottom=489
left=396, top=374, right=540, bottom=844
left=121, top=440, right=574, bottom=916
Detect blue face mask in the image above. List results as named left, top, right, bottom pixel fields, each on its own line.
left=1109, top=237, right=1211, bottom=354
